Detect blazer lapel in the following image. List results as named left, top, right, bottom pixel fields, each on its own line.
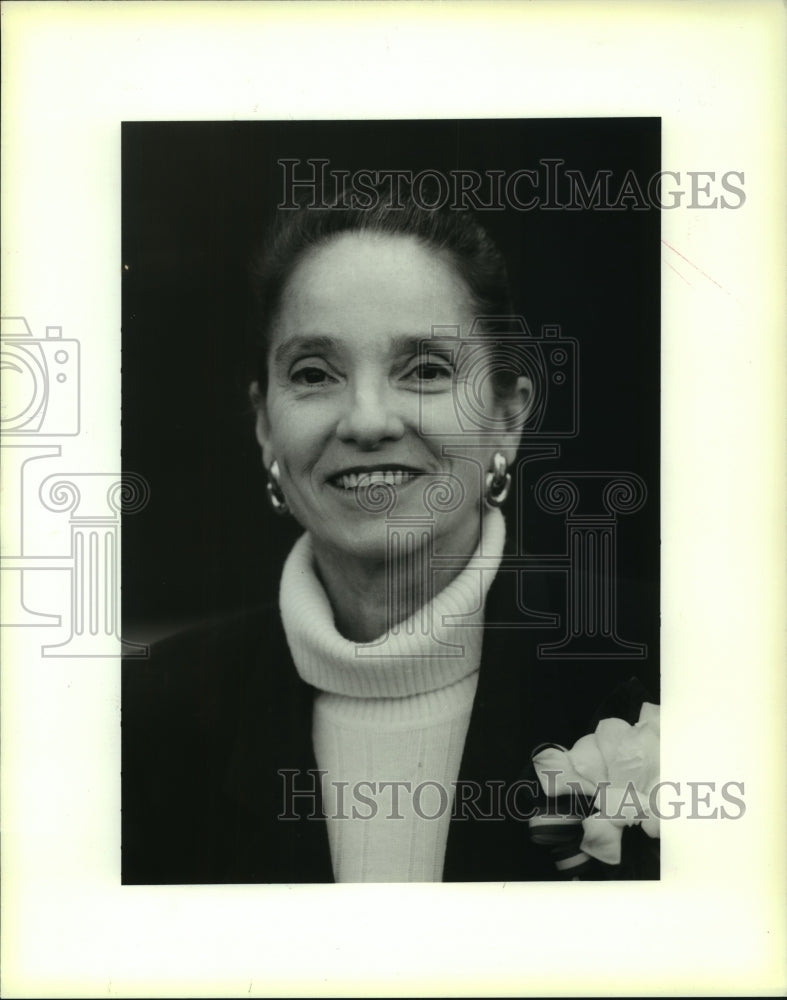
left=222, top=615, right=335, bottom=883
left=443, top=566, right=565, bottom=881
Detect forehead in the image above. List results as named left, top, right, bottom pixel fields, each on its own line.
left=274, top=231, right=474, bottom=345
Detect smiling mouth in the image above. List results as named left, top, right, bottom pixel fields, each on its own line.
left=329, top=468, right=422, bottom=490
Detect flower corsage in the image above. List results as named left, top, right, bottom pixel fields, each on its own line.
left=530, top=702, right=660, bottom=879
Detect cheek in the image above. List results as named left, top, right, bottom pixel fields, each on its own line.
left=416, top=393, right=494, bottom=477
left=444, top=456, right=486, bottom=514
left=415, top=391, right=464, bottom=439
left=264, top=399, right=302, bottom=469
left=266, top=397, right=332, bottom=475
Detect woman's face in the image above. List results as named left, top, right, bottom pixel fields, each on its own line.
left=254, top=231, right=528, bottom=562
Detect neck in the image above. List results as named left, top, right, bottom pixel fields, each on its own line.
left=312, top=521, right=481, bottom=643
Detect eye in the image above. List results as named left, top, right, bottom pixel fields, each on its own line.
left=290, top=362, right=336, bottom=387
left=404, top=356, right=454, bottom=386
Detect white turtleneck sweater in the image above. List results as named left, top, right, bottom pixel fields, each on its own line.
left=279, top=508, right=506, bottom=883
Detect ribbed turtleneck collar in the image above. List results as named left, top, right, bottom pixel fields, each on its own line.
left=279, top=509, right=506, bottom=700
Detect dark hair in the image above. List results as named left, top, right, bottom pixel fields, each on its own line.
left=250, top=176, right=517, bottom=395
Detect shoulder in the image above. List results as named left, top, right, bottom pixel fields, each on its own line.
left=121, top=603, right=286, bottom=726
left=481, top=565, right=658, bottom=745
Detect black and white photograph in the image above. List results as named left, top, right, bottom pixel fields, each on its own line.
left=121, top=119, right=661, bottom=885
left=2, top=3, right=785, bottom=997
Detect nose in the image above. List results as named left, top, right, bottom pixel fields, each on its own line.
left=335, top=380, right=406, bottom=449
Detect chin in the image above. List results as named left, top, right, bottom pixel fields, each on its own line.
left=316, top=512, right=479, bottom=566
left=321, top=519, right=407, bottom=562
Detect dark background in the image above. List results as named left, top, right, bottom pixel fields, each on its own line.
left=121, top=119, right=660, bottom=654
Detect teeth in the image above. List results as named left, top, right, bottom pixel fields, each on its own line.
left=335, top=470, right=416, bottom=489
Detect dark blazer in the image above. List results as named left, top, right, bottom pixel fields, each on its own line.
left=121, top=565, right=659, bottom=884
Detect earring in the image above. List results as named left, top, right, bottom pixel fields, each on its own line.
left=266, top=460, right=289, bottom=515
left=485, top=452, right=511, bottom=508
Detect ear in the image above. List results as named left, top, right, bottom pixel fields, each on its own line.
left=249, top=381, right=275, bottom=469
left=496, top=374, right=534, bottom=456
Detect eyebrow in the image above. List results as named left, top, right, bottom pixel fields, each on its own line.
left=273, top=335, right=337, bottom=368
left=272, top=334, right=451, bottom=368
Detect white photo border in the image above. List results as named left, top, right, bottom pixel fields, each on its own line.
left=2, top=1, right=786, bottom=997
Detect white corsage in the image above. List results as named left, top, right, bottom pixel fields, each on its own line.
left=532, top=702, right=660, bottom=866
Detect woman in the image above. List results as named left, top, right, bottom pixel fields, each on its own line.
left=122, top=180, right=658, bottom=883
